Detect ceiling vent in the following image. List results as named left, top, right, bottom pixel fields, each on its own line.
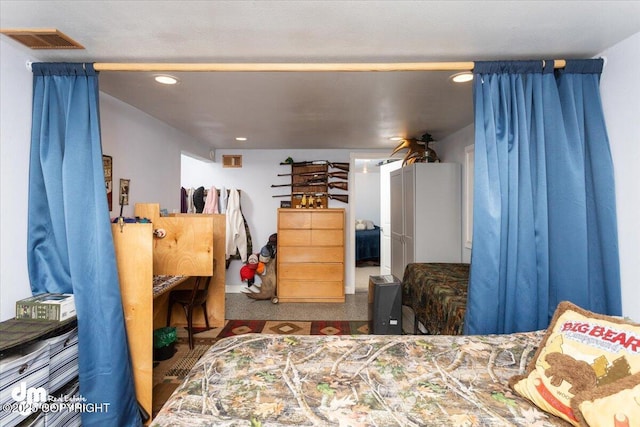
left=0, top=28, right=84, bottom=49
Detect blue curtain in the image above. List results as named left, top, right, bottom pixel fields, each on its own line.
left=465, top=59, right=621, bottom=335
left=28, top=63, right=141, bottom=426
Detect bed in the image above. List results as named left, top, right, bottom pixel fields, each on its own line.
left=151, top=331, right=570, bottom=426
left=401, top=263, right=470, bottom=335
left=355, top=225, right=380, bottom=265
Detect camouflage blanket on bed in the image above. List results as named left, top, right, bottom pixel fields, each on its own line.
left=401, top=263, right=470, bottom=335
left=152, top=331, right=569, bottom=426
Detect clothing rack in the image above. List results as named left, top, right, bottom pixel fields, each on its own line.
left=199, top=188, right=242, bottom=198
left=182, top=186, right=242, bottom=214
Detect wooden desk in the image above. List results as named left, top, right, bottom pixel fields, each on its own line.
left=153, top=275, right=189, bottom=298
left=112, top=204, right=225, bottom=420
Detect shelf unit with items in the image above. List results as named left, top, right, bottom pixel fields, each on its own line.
left=286, top=162, right=329, bottom=208
left=274, top=161, right=350, bottom=208
left=0, top=317, right=79, bottom=427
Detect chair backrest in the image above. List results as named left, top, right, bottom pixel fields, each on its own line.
left=189, top=276, right=212, bottom=305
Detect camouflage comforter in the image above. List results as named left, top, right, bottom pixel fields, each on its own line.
left=401, top=263, right=470, bottom=335
left=152, top=331, right=569, bottom=426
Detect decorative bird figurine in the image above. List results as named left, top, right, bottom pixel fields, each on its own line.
left=390, top=132, right=440, bottom=166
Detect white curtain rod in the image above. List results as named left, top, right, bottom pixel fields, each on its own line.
left=89, top=60, right=567, bottom=72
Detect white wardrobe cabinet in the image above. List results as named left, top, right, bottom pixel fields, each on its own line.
left=390, top=163, right=462, bottom=280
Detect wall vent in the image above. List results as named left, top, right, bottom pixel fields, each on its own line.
left=0, top=28, right=84, bottom=49
left=222, top=155, right=242, bottom=168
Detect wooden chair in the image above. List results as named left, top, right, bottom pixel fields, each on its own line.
left=166, top=276, right=212, bottom=349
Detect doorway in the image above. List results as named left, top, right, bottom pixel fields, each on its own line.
left=349, top=153, right=401, bottom=293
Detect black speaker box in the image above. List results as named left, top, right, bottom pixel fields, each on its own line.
left=368, top=275, right=402, bottom=334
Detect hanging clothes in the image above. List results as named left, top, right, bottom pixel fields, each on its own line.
left=219, top=185, right=228, bottom=214
left=180, top=187, right=188, bottom=213
left=224, top=190, right=254, bottom=268
left=203, top=185, right=219, bottom=214
left=232, top=210, right=253, bottom=265
left=187, top=187, right=195, bottom=213
left=193, top=186, right=205, bottom=213
left=225, top=189, right=248, bottom=262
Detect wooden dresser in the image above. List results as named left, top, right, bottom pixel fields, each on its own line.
left=277, top=208, right=345, bottom=302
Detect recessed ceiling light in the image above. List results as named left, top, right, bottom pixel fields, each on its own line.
left=450, top=72, right=474, bottom=83
left=235, top=137, right=247, bottom=141
left=154, top=75, right=179, bottom=85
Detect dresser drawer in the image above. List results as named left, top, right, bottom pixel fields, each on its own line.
left=278, top=280, right=344, bottom=299
left=278, top=229, right=344, bottom=246
left=278, top=210, right=344, bottom=230
left=17, top=412, right=44, bottom=427
left=311, top=211, right=344, bottom=229
left=278, top=229, right=311, bottom=246
left=311, top=229, right=343, bottom=246
left=45, top=379, right=81, bottom=427
left=279, top=211, right=311, bottom=229
left=46, top=327, right=78, bottom=394
left=0, top=341, right=50, bottom=427
left=278, top=246, right=343, bottom=263
left=279, top=262, right=343, bottom=281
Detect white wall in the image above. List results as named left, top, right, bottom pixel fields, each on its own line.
left=100, top=93, right=210, bottom=217
left=181, top=149, right=357, bottom=292
left=600, top=32, right=640, bottom=322
left=354, top=171, right=381, bottom=225
left=0, top=39, right=37, bottom=320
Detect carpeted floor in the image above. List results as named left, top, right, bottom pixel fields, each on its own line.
left=152, top=319, right=369, bottom=418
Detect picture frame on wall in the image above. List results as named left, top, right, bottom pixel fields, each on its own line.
left=119, top=178, right=130, bottom=206
left=103, top=155, right=112, bottom=211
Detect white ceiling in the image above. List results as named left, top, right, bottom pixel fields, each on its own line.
left=2, top=1, right=639, bottom=151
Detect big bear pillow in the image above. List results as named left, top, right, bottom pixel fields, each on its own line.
left=509, top=301, right=640, bottom=426
left=572, top=371, right=640, bottom=427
